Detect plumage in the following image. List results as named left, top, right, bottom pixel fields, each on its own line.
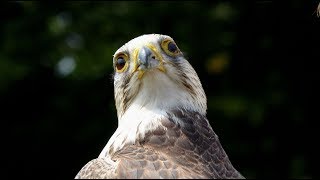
left=75, top=34, right=244, bottom=179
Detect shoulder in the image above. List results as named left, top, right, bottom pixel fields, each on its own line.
left=75, top=157, right=116, bottom=179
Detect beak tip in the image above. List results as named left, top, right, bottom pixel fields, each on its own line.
left=134, top=45, right=165, bottom=78
left=138, top=46, right=153, bottom=66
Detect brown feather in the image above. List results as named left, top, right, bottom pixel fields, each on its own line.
left=76, top=109, right=244, bottom=179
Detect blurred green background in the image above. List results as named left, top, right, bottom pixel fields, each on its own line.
left=1, top=1, right=318, bottom=178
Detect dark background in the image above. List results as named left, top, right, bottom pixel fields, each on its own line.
left=1, top=1, right=319, bottom=179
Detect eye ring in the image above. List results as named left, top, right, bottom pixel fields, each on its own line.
left=161, top=39, right=180, bottom=56
left=114, top=53, right=129, bottom=72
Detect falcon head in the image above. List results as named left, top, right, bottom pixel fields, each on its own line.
left=113, top=34, right=207, bottom=120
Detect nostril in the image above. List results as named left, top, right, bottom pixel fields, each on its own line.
left=151, top=56, right=156, bottom=59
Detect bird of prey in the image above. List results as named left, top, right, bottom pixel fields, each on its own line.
left=75, top=34, right=244, bottom=179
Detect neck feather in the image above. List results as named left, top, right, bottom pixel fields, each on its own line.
left=102, top=65, right=207, bottom=157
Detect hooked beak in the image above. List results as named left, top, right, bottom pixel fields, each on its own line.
left=132, top=45, right=165, bottom=79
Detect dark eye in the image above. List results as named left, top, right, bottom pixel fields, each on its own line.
left=168, top=42, right=178, bottom=53
left=116, top=57, right=126, bottom=71
left=161, top=39, right=180, bottom=56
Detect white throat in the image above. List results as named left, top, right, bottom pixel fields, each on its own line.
left=99, top=71, right=201, bottom=158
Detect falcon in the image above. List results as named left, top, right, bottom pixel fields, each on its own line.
left=75, top=34, right=244, bottom=179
